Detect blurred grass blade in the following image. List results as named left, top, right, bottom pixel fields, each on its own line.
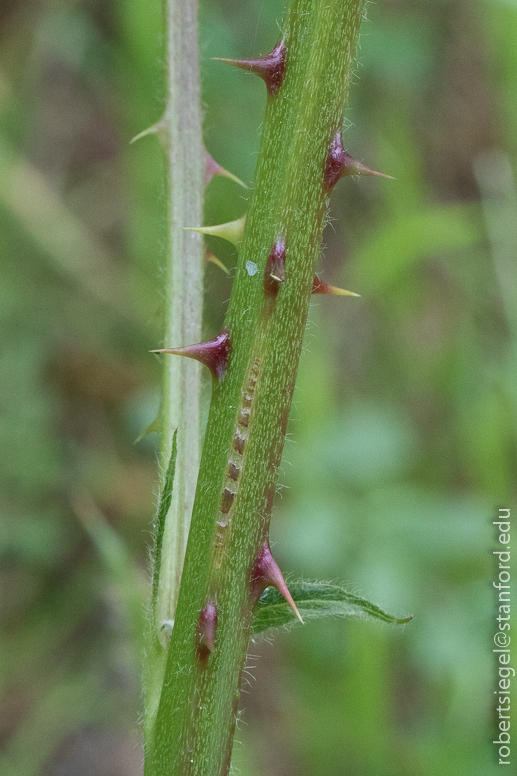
left=72, top=490, right=145, bottom=651
left=0, top=136, right=140, bottom=319
left=253, top=581, right=412, bottom=634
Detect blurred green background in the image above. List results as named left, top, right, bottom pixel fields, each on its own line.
left=1, top=0, right=516, bottom=774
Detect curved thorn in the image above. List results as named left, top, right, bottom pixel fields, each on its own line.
left=185, top=215, right=246, bottom=247
left=130, top=118, right=169, bottom=147
left=213, top=40, right=286, bottom=96
left=134, top=416, right=161, bottom=444
left=252, top=542, right=303, bottom=624
left=151, top=329, right=230, bottom=381
left=204, top=149, right=248, bottom=189
left=205, top=251, right=230, bottom=275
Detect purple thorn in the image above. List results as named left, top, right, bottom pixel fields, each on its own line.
left=252, top=541, right=303, bottom=623
left=214, top=40, right=287, bottom=96
left=151, top=329, right=231, bottom=382
left=325, top=132, right=393, bottom=190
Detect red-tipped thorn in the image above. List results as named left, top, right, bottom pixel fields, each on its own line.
left=197, top=601, right=218, bottom=656
left=264, top=238, right=286, bottom=297
left=312, top=276, right=360, bottom=297
left=252, top=542, right=303, bottom=624
left=151, top=329, right=230, bottom=381
left=204, top=149, right=248, bottom=189
left=325, top=132, right=394, bottom=190
left=214, top=40, right=286, bottom=96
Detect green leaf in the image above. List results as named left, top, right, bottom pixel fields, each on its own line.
left=253, top=581, right=412, bottom=634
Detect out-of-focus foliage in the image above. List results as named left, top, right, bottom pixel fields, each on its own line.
left=0, top=1, right=515, bottom=775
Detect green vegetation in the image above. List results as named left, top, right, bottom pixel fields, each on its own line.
left=0, top=1, right=515, bottom=775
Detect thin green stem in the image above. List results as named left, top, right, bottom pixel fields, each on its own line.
left=145, top=1, right=366, bottom=774
left=160, top=0, right=204, bottom=625
left=143, top=0, right=204, bottom=744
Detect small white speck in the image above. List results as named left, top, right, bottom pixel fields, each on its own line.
left=245, top=261, right=258, bottom=276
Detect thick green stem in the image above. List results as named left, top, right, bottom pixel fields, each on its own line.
left=144, top=0, right=204, bottom=744
left=145, top=0, right=366, bottom=773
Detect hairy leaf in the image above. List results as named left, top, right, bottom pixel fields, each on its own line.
left=253, top=581, right=412, bottom=633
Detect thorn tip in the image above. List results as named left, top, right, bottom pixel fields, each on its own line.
left=214, top=40, right=286, bottom=96
left=252, top=542, right=303, bottom=624
left=325, top=132, right=393, bottom=189
left=152, top=329, right=230, bottom=381
left=130, top=118, right=168, bottom=147
left=185, top=215, right=246, bottom=247
left=205, top=250, right=230, bottom=275
left=204, top=148, right=248, bottom=189
left=312, top=276, right=360, bottom=297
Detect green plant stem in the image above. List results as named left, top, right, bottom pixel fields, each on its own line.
left=159, top=0, right=204, bottom=633
left=144, top=0, right=204, bottom=742
left=145, top=0, right=365, bottom=773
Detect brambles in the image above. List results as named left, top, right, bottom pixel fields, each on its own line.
left=143, top=2, right=405, bottom=775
